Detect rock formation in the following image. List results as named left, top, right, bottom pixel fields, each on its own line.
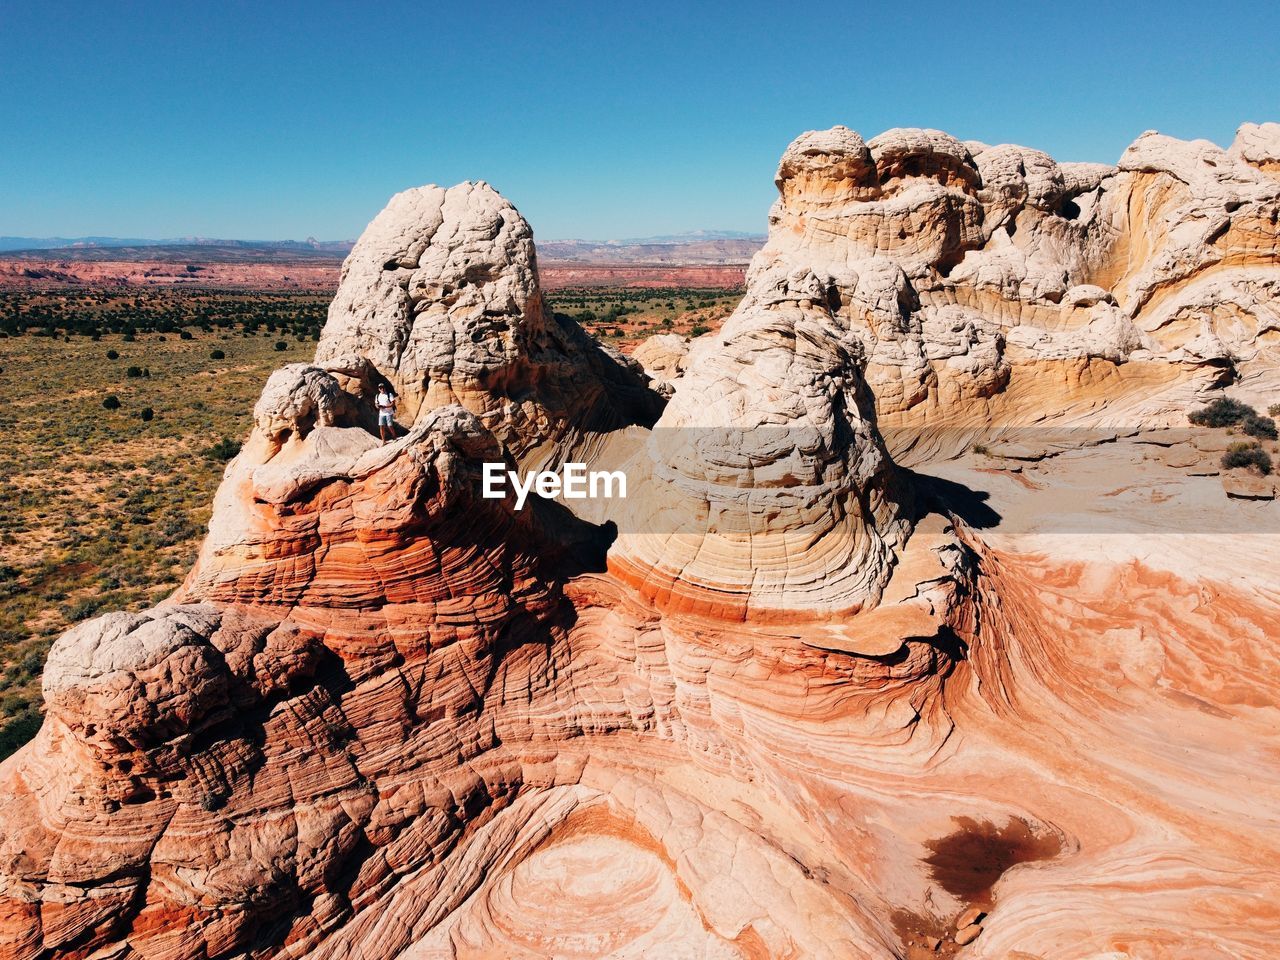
left=2, top=123, right=1279, bottom=960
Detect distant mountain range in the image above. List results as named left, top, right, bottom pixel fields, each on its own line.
left=538, top=231, right=764, bottom=265
left=0, top=235, right=354, bottom=254
left=0, top=231, right=766, bottom=266
left=608, top=230, right=763, bottom=245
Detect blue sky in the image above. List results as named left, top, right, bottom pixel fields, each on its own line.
left=2, top=0, right=1277, bottom=241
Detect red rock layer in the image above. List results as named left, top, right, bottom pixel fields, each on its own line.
left=3, top=123, right=1280, bottom=960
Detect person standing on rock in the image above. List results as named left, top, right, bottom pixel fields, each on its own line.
left=376, top=385, right=398, bottom=442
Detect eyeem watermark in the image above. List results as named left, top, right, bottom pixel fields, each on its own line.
left=482, top=462, right=627, bottom=511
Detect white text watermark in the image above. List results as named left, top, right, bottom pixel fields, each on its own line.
left=482, top=463, right=627, bottom=510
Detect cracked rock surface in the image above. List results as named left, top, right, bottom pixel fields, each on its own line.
left=3, top=123, right=1280, bottom=960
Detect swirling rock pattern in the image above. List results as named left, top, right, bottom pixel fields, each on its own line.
left=2, top=124, right=1279, bottom=960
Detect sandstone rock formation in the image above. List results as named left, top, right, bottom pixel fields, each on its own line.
left=740, top=122, right=1280, bottom=463
left=3, top=123, right=1279, bottom=960
left=313, top=181, right=663, bottom=460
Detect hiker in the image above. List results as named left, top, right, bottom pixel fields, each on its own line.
left=376, top=385, right=398, bottom=442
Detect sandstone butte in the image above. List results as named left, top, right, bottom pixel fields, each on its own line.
left=2, top=123, right=1280, bottom=960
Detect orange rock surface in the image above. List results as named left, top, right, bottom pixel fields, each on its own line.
left=2, top=123, right=1279, bottom=959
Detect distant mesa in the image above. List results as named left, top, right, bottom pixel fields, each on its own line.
left=0, top=231, right=765, bottom=266
left=2, top=121, right=1279, bottom=959
left=0, top=229, right=763, bottom=291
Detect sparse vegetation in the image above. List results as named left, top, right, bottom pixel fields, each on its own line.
left=1245, top=414, right=1278, bottom=441
left=1188, top=397, right=1255, bottom=428
left=1188, top=396, right=1278, bottom=441
left=0, top=288, right=328, bottom=340
left=544, top=286, right=742, bottom=349
left=0, top=284, right=737, bottom=759
left=1222, top=441, right=1273, bottom=475
left=203, top=437, right=242, bottom=462
left=0, top=291, right=317, bottom=759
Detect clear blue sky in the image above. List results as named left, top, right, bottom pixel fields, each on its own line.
left=2, top=0, right=1277, bottom=241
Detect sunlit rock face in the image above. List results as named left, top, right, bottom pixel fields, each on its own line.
left=3, top=125, right=1280, bottom=960
left=314, top=181, right=663, bottom=460
left=754, top=123, right=1280, bottom=463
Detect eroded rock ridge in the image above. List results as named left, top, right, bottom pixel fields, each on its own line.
left=3, top=123, right=1279, bottom=960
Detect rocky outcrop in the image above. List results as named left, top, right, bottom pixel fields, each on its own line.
left=736, top=122, right=1280, bottom=463
left=314, top=182, right=663, bottom=460
left=3, top=124, right=1280, bottom=960
left=629, top=332, right=689, bottom=389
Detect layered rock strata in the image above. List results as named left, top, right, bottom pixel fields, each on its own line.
left=2, top=123, right=1279, bottom=960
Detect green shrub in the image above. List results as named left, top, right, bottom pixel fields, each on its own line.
left=1189, top=397, right=1255, bottom=428
left=690, top=325, right=710, bottom=337
left=106, top=349, right=120, bottom=360
left=202, top=437, right=241, bottom=462
left=62, top=596, right=105, bottom=621
left=179, top=330, right=193, bottom=340
left=102, top=395, right=121, bottom=410
left=1244, top=415, right=1278, bottom=441
left=1270, top=404, right=1280, bottom=419
left=0, top=713, right=41, bottom=760
left=210, top=349, right=225, bottom=360
left=1222, top=442, right=1272, bottom=475
left=126, top=366, right=143, bottom=378
left=139, top=407, right=154, bottom=422
left=274, top=340, right=288, bottom=351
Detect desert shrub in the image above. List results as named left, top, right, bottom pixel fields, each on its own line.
left=203, top=437, right=241, bottom=462
left=106, top=349, right=120, bottom=360
left=210, top=349, right=225, bottom=360
left=1244, top=415, right=1278, bottom=440
left=62, top=596, right=106, bottom=621
left=1270, top=403, right=1280, bottom=418
left=126, top=365, right=143, bottom=378
left=1222, top=442, right=1272, bottom=475
left=179, top=330, right=193, bottom=340
left=690, top=325, right=710, bottom=337
left=0, top=713, right=41, bottom=760
left=274, top=340, right=288, bottom=351
left=1189, top=397, right=1255, bottom=428
left=139, top=407, right=154, bottom=422
left=102, top=395, right=121, bottom=410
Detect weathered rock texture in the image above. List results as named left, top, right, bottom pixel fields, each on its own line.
left=313, top=181, right=662, bottom=459
left=750, top=123, right=1280, bottom=463
left=3, top=123, right=1280, bottom=960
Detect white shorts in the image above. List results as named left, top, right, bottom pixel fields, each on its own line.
left=378, top=411, right=394, bottom=426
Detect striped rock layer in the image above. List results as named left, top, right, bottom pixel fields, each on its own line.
left=2, top=124, right=1279, bottom=960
